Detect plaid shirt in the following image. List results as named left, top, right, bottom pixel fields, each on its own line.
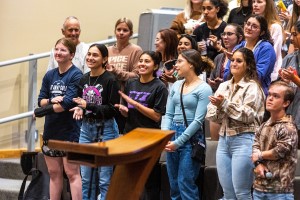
left=206, top=78, right=265, bottom=136
left=253, top=115, right=298, bottom=193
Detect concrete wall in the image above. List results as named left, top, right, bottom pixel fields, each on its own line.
left=0, top=0, right=184, bottom=149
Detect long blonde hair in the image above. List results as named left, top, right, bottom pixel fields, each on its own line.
left=184, top=0, right=203, bottom=20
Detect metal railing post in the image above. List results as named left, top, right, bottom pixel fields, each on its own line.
left=27, top=54, right=37, bottom=152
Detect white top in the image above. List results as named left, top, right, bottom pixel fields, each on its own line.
left=270, top=23, right=283, bottom=81
left=47, top=42, right=90, bottom=74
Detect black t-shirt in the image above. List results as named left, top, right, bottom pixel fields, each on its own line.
left=227, top=7, right=252, bottom=27
left=193, top=21, right=227, bottom=61
left=78, top=71, right=120, bottom=120
left=123, top=78, right=168, bottom=133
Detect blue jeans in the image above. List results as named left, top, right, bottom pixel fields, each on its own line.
left=79, top=118, right=119, bottom=200
left=216, top=133, right=254, bottom=200
left=166, top=121, right=201, bottom=200
left=253, top=190, right=294, bottom=200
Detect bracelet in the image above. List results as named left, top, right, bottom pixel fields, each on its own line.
left=254, top=160, right=263, bottom=167
left=258, top=151, right=263, bottom=161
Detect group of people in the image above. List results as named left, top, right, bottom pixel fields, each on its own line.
left=171, top=0, right=299, bottom=200
left=32, top=0, right=300, bottom=199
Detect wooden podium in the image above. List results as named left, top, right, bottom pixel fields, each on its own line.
left=48, top=128, right=174, bottom=200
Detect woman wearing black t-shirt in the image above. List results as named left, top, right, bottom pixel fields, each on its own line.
left=71, top=43, right=120, bottom=200
left=115, top=51, right=168, bottom=200
left=193, top=0, right=228, bottom=61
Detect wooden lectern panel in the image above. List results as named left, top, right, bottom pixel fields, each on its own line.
left=48, top=128, right=174, bottom=200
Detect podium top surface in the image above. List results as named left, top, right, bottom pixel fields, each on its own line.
left=48, top=128, right=174, bottom=157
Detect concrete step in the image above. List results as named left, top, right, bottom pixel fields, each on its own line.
left=0, top=177, right=30, bottom=199
left=0, top=158, right=25, bottom=180
left=0, top=158, right=29, bottom=200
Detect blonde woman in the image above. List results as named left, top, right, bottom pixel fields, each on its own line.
left=170, top=0, right=205, bottom=35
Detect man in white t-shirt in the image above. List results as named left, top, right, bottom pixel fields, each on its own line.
left=47, top=16, right=89, bottom=74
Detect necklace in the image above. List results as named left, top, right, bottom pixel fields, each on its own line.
left=89, top=73, right=101, bottom=86
left=241, top=7, right=249, bottom=17
left=114, top=43, right=130, bottom=51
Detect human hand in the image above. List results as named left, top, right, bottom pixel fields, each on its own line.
left=73, top=97, right=87, bottom=109
left=254, top=164, right=268, bottom=178
left=224, top=50, right=233, bottom=60
left=279, top=67, right=297, bottom=82
left=165, top=141, right=177, bottom=152
left=208, top=94, right=224, bottom=108
left=208, top=34, right=221, bottom=50
left=69, top=106, right=83, bottom=120
left=207, top=77, right=223, bottom=89
left=106, top=64, right=115, bottom=72
left=118, top=91, right=137, bottom=107
left=160, top=73, right=177, bottom=83
left=51, top=96, right=64, bottom=104
left=279, top=11, right=291, bottom=21
left=114, top=104, right=128, bottom=116
left=251, top=151, right=262, bottom=162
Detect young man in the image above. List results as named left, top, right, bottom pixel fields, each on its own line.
left=252, top=81, right=298, bottom=200
left=47, top=16, right=89, bottom=73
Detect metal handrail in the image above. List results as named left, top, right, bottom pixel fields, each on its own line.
left=0, top=33, right=138, bottom=151
left=0, top=33, right=138, bottom=68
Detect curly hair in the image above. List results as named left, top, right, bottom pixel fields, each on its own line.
left=204, top=0, right=228, bottom=19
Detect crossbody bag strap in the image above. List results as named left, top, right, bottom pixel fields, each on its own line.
left=180, top=81, right=188, bottom=128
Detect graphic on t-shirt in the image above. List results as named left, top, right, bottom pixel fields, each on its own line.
left=128, top=91, right=150, bottom=108
left=82, top=84, right=103, bottom=115
left=108, top=55, right=128, bottom=71
left=50, top=80, right=67, bottom=97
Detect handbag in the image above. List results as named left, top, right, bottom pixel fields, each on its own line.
left=180, top=81, right=206, bottom=163
left=18, top=168, right=49, bottom=200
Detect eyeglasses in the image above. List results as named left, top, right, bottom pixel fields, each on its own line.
left=221, top=32, right=236, bottom=37
left=244, top=21, right=260, bottom=31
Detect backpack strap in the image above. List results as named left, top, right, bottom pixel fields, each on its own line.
left=18, top=168, right=40, bottom=200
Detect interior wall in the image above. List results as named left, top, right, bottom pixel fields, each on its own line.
left=0, top=0, right=184, bottom=149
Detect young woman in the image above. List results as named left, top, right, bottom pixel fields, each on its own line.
left=155, top=28, right=179, bottom=85
left=227, top=0, right=253, bottom=26
left=35, top=38, right=83, bottom=200
left=71, top=44, right=120, bottom=200
left=162, top=49, right=213, bottom=200
left=177, top=34, right=199, bottom=54
left=193, top=0, right=228, bottom=61
left=206, top=48, right=265, bottom=199
left=161, top=34, right=199, bottom=83
left=223, top=15, right=276, bottom=96
left=207, top=23, right=244, bottom=140
left=170, top=0, right=204, bottom=35
left=115, top=51, right=168, bottom=200
left=208, top=23, right=244, bottom=92
left=107, top=18, right=143, bottom=134
left=107, top=17, right=143, bottom=83
left=252, top=0, right=284, bottom=81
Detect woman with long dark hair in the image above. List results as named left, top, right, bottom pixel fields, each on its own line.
left=71, top=43, right=120, bottom=200
left=223, top=15, right=276, bottom=95
left=206, top=48, right=265, bottom=199
left=162, top=49, right=213, bottom=199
